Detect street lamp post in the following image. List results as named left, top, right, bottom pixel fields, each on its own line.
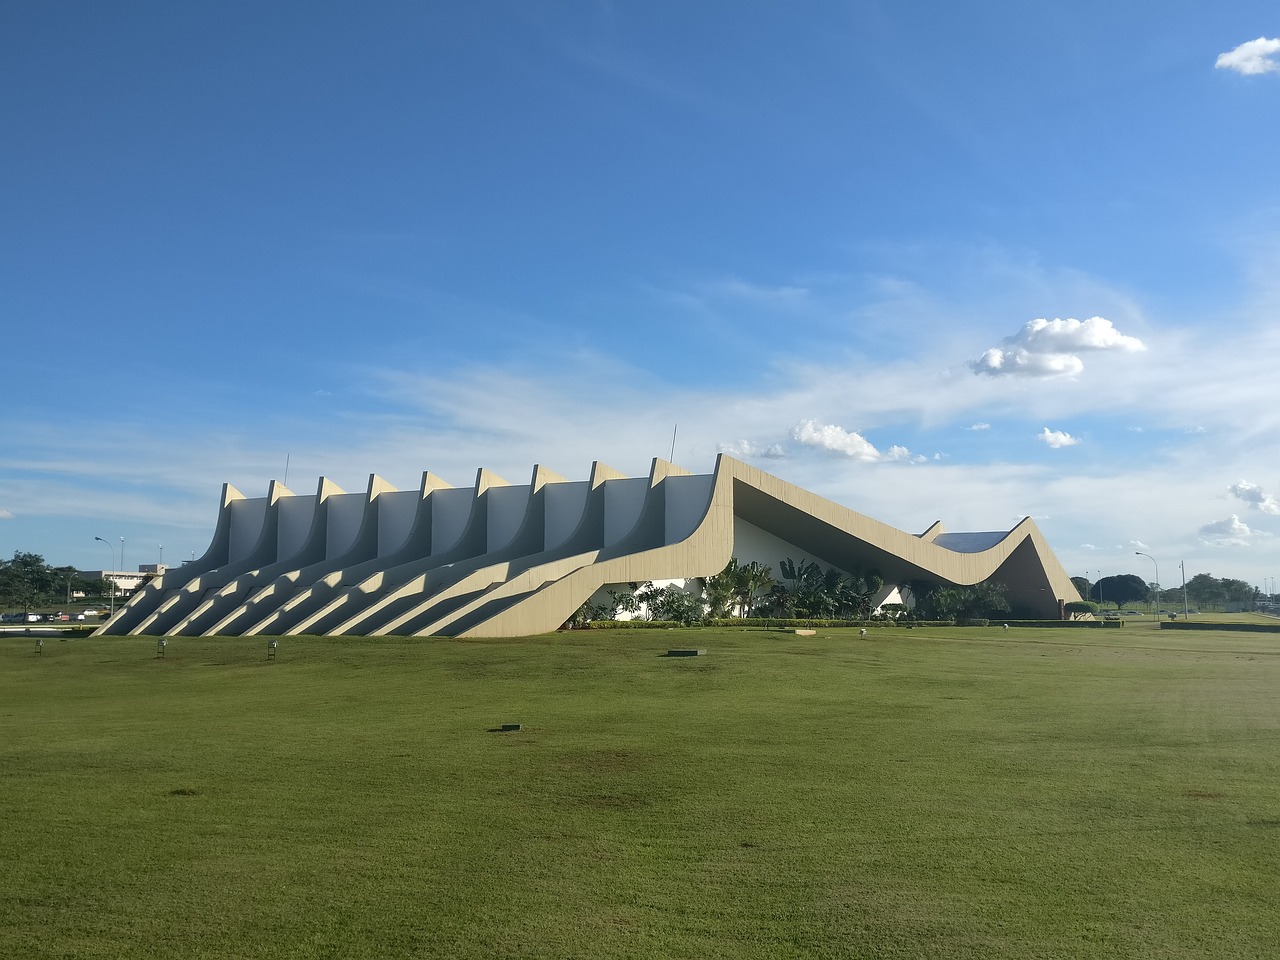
left=1136, top=552, right=1159, bottom=616
left=94, top=536, right=116, bottom=619
left=1180, top=561, right=1189, bottom=619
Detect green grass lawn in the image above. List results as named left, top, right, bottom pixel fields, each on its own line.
left=4, top=623, right=1280, bottom=959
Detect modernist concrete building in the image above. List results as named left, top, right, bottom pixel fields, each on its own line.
left=95, top=454, right=1081, bottom=639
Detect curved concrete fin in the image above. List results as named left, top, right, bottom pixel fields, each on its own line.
left=459, top=465, right=738, bottom=637
left=422, top=471, right=451, bottom=493
left=265, top=472, right=456, bottom=636
left=531, top=464, right=568, bottom=490
left=302, top=471, right=500, bottom=636
left=918, top=520, right=947, bottom=542
left=178, top=476, right=343, bottom=635
left=475, top=468, right=508, bottom=494
left=373, top=466, right=567, bottom=635
left=390, top=459, right=658, bottom=636
left=222, top=475, right=396, bottom=636
left=593, top=458, right=682, bottom=560
left=648, top=458, right=692, bottom=485
left=589, top=462, right=626, bottom=486
left=145, top=480, right=291, bottom=634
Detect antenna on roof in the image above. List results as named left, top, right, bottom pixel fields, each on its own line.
left=669, top=423, right=677, bottom=462
left=283, top=452, right=290, bottom=488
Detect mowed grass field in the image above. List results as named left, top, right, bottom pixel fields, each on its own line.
left=3, top=623, right=1280, bottom=959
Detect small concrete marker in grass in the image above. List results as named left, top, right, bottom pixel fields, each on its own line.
left=794, top=629, right=816, bottom=636
left=665, top=649, right=706, bottom=657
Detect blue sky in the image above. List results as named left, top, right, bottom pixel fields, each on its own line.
left=4, top=3, right=1280, bottom=590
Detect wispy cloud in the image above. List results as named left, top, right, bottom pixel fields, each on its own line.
left=970, top=316, right=1145, bottom=378
left=1038, top=427, right=1080, bottom=449
left=717, top=439, right=788, bottom=460
left=1228, top=480, right=1280, bottom=515
left=1216, top=37, right=1280, bottom=76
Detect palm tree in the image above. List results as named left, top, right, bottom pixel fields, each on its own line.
left=702, top=561, right=738, bottom=619
left=733, top=560, right=774, bottom=617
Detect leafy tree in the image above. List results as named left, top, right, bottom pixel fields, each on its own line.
left=1094, top=574, right=1147, bottom=609
left=910, top=580, right=1011, bottom=620
left=1064, top=600, right=1099, bottom=618
left=1220, top=578, right=1255, bottom=607
left=1185, top=573, right=1224, bottom=611
left=0, top=552, right=86, bottom=609
left=606, top=584, right=643, bottom=619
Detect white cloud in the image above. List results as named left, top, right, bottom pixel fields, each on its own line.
left=1038, top=427, right=1080, bottom=448
left=791, top=419, right=918, bottom=462
left=967, top=422, right=991, bottom=431
left=1228, top=480, right=1280, bottom=515
left=1198, top=514, right=1270, bottom=547
left=1216, top=37, right=1280, bottom=76
left=0, top=509, right=14, bottom=520
left=971, top=316, right=1145, bottom=378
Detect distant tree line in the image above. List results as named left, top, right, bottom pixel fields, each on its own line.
left=1073, top=571, right=1262, bottom=612
left=0, top=552, right=106, bottom=610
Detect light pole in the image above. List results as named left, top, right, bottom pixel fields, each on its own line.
left=1180, top=561, right=1189, bottom=619
left=1136, top=552, right=1159, bottom=616
left=94, top=536, right=116, bottom=618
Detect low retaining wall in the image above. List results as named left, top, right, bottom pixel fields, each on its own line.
left=1161, top=620, right=1280, bottom=633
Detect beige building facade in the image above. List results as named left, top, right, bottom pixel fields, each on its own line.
left=95, top=454, right=1081, bottom=639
